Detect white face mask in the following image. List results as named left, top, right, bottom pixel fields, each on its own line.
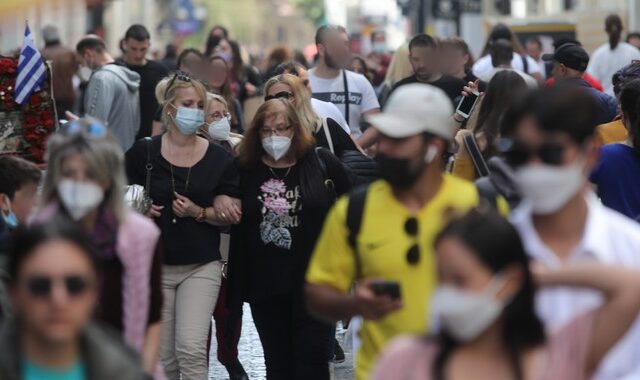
left=57, top=179, right=104, bottom=221
left=515, top=161, right=584, bottom=215
left=262, top=136, right=292, bottom=161
left=431, top=276, right=507, bottom=342
left=208, top=117, right=231, bottom=141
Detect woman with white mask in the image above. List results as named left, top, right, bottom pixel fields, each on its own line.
left=125, top=71, right=241, bottom=380
left=373, top=209, right=640, bottom=380
left=226, top=99, right=351, bottom=379
left=35, top=118, right=165, bottom=379
left=201, top=92, right=243, bottom=151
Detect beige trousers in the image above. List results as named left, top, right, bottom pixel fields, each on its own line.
left=160, top=261, right=222, bottom=380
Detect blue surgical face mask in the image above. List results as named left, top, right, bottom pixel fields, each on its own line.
left=171, top=105, right=204, bottom=135
left=2, top=198, right=18, bottom=228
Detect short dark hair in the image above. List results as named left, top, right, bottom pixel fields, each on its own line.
left=612, top=61, right=640, bottom=95
left=0, top=156, right=41, bottom=200
left=501, top=85, right=598, bottom=145
left=315, top=25, right=347, bottom=45
left=8, top=219, right=99, bottom=282
left=490, top=39, right=513, bottom=67
left=627, top=32, right=640, bottom=42
left=212, top=25, right=229, bottom=39
left=526, top=36, right=542, bottom=49
left=177, top=48, right=204, bottom=69
left=408, top=34, right=437, bottom=52
left=76, top=35, right=106, bottom=54
left=124, top=24, right=150, bottom=42
left=273, top=60, right=305, bottom=77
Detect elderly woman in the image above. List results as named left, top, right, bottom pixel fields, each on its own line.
left=34, top=118, right=163, bottom=378
left=125, top=71, right=240, bottom=380
left=227, top=99, right=351, bottom=379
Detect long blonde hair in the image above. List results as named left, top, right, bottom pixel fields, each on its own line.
left=384, top=42, right=412, bottom=86
left=155, top=72, right=208, bottom=129
left=264, top=74, right=321, bottom=135
left=42, top=118, right=127, bottom=222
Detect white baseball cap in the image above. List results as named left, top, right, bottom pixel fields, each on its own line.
left=367, top=83, right=455, bottom=140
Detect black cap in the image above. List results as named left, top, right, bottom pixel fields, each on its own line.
left=542, top=43, right=590, bottom=72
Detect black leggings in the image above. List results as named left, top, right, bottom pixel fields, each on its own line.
left=250, top=293, right=333, bottom=380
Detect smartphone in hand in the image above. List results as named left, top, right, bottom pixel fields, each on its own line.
left=370, top=280, right=402, bottom=300
left=455, top=88, right=480, bottom=119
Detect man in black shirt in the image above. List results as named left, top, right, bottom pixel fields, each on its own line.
left=118, top=24, right=169, bottom=138
left=391, top=34, right=466, bottom=104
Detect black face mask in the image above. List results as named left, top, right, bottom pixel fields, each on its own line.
left=376, top=155, right=424, bottom=189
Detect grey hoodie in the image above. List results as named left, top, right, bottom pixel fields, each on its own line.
left=85, top=64, right=141, bottom=151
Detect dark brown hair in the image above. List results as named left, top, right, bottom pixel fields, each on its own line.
left=237, top=99, right=315, bottom=168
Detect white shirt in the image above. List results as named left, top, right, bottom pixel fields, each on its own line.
left=308, top=69, right=380, bottom=137
left=511, top=194, right=640, bottom=380
left=472, top=53, right=542, bottom=78
left=311, top=98, right=350, bottom=134
left=478, top=67, right=539, bottom=89
left=587, top=42, right=640, bottom=96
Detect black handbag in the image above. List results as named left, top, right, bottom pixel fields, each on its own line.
left=321, top=118, right=378, bottom=185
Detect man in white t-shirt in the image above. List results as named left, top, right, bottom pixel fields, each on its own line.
left=525, top=36, right=547, bottom=79
left=308, top=25, right=380, bottom=148
left=587, top=14, right=640, bottom=96
left=478, top=39, right=538, bottom=88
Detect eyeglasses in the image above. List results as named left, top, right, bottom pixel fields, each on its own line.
left=208, top=111, right=231, bottom=121
left=265, top=91, right=294, bottom=101
left=501, top=139, right=567, bottom=168
left=405, top=217, right=420, bottom=266
left=60, top=120, right=107, bottom=138
left=25, top=275, right=91, bottom=298
left=260, top=125, right=292, bottom=136
left=165, top=70, right=193, bottom=98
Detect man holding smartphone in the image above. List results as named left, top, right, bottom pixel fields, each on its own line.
left=305, top=84, right=508, bottom=380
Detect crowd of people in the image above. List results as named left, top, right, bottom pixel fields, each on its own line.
left=2, top=12, right=640, bottom=380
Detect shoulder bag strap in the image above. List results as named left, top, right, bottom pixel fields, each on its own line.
left=347, top=185, right=369, bottom=279
left=343, top=70, right=350, bottom=126
left=322, top=118, right=335, bottom=154
left=520, top=54, right=529, bottom=74
left=315, top=147, right=336, bottom=198
left=463, top=134, right=490, bottom=178
left=144, top=137, right=153, bottom=196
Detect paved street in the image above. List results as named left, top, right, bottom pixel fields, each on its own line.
left=209, top=304, right=354, bottom=380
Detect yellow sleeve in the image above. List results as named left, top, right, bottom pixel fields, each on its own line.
left=306, top=196, right=356, bottom=293
left=496, top=195, right=510, bottom=217
left=451, top=156, right=477, bottom=182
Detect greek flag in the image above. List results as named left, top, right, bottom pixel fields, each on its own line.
left=15, top=24, right=46, bottom=105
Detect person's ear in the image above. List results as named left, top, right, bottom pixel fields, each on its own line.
left=463, top=53, right=470, bottom=66
left=0, top=193, right=10, bottom=213
left=317, top=43, right=326, bottom=57
left=583, top=137, right=600, bottom=173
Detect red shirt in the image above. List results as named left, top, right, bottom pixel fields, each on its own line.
left=546, top=73, right=604, bottom=92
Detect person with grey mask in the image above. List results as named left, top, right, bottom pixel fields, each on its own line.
left=503, top=86, right=640, bottom=380
left=125, top=72, right=241, bottom=380
left=308, top=25, right=381, bottom=149
left=373, top=209, right=640, bottom=380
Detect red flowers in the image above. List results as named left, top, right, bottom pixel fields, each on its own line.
left=0, top=55, right=55, bottom=164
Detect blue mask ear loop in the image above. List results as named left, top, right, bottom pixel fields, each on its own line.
left=1, top=195, right=18, bottom=228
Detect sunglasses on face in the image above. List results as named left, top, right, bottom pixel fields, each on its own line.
left=501, top=139, right=567, bottom=168
left=25, top=275, right=91, bottom=298
left=405, top=217, right=420, bottom=266
left=260, top=125, right=292, bottom=136
left=264, top=91, right=294, bottom=102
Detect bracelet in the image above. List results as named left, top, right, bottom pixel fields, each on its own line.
left=195, top=207, right=207, bottom=222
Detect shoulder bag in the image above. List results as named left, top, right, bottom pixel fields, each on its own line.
left=124, top=137, right=153, bottom=214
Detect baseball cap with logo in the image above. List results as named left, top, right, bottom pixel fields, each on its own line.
left=542, top=43, right=590, bottom=72
left=366, top=83, right=455, bottom=140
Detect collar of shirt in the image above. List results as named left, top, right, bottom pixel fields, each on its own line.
left=510, top=192, right=610, bottom=267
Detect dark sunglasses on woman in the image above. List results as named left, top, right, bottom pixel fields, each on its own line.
left=265, top=91, right=294, bottom=102
left=25, top=275, right=91, bottom=298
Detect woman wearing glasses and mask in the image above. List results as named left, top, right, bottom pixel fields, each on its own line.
left=264, top=74, right=360, bottom=157
left=33, top=118, right=164, bottom=379
left=125, top=72, right=241, bottom=380
left=226, top=99, right=350, bottom=379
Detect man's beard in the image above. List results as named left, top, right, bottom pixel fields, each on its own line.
left=325, top=51, right=342, bottom=69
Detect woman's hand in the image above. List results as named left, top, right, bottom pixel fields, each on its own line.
left=146, top=204, right=164, bottom=219
left=453, top=129, right=473, bottom=157
left=172, top=192, right=199, bottom=219
left=461, top=80, right=481, bottom=98
left=213, top=195, right=242, bottom=224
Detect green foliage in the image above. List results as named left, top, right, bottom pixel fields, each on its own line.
left=291, top=0, right=325, bottom=26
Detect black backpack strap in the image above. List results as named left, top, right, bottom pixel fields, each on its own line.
left=343, top=70, right=350, bottom=126
left=463, top=134, right=490, bottom=177
left=475, top=177, right=498, bottom=210
left=520, top=54, right=529, bottom=74
left=346, top=185, right=369, bottom=279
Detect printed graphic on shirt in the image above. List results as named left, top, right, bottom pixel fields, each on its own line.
left=312, top=92, right=363, bottom=106
left=258, top=178, right=302, bottom=250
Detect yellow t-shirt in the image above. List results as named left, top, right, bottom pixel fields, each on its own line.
left=596, top=118, right=627, bottom=145
left=306, top=175, right=507, bottom=380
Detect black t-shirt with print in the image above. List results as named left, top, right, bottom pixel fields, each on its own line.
left=391, top=74, right=466, bottom=104
left=231, top=150, right=351, bottom=302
